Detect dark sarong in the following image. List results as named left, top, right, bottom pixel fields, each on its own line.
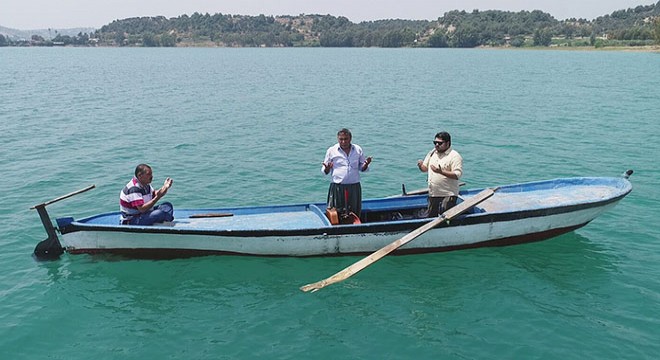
left=327, top=182, right=362, bottom=216
left=427, top=196, right=457, bottom=217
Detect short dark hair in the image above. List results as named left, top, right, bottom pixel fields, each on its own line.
left=135, top=164, right=151, bottom=177
left=434, top=131, right=451, bottom=143
left=337, top=128, right=352, bottom=138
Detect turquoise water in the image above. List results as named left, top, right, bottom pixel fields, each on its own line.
left=1, top=47, right=659, bottom=359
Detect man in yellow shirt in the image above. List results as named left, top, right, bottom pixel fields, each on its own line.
left=417, top=131, right=463, bottom=217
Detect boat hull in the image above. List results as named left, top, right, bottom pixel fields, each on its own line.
left=60, top=190, right=624, bottom=258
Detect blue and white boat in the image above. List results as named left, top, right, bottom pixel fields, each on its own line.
left=32, top=171, right=633, bottom=260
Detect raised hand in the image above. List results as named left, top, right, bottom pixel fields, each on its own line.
left=322, top=161, right=334, bottom=174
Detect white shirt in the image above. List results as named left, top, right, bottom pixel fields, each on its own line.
left=322, top=143, right=368, bottom=184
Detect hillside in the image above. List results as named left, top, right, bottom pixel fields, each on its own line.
left=1, top=2, right=659, bottom=48
left=0, top=25, right=95, bottom=41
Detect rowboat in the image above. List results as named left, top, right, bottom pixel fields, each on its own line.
left=32, top=171, right=633, bottom=260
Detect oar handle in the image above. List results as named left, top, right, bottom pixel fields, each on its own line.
left=31, top=185, right=96, bottom=209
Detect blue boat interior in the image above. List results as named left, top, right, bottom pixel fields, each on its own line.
left=58, top=194, right=434, bottom=231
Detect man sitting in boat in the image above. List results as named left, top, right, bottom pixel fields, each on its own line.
left=417, top=131, right=463, bottom=217
left=119, top=164, right=174, bottom=225
left=322, top=128, right=372, bottom=221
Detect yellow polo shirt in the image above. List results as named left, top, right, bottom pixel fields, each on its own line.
left=422, top=147, right=463, bottom=197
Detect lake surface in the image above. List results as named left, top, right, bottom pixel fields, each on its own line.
left=1, top=47, right=659, bottom=359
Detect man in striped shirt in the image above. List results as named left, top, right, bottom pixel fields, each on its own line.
left=119, top=164, right=174, bottom=225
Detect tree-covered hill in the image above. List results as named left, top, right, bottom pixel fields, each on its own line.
left=1, top=2, right=659, bottom=48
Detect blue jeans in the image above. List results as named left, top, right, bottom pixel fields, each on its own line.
left=127, top=202, right=174, bottom=225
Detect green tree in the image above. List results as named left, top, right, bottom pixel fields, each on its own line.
left=451, top=25, right=480, bottom=47
left=380, top=29, right=415, bottom=47
left=160, top=33, right=177, bottom=46
left=428, top=31, right=448, bottom=47
left=142, top=32, right=158, bottom=46
left=655, top=17, right=660, bottom=44
left=533, top=28, right=552, bottom=46
left=114, top=32, right=126, bottom=46
left=510, top=36, right=525, bottom=47
left=0, top=34, right=7, bottom=46
left=75, top=32, right=90, bottom=45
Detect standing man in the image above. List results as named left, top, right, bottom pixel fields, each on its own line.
left=322, top=128, right=372, bottom=218
left=417, top=131, right=463, bottom=217
left=119, top=163, right=174, bottom=225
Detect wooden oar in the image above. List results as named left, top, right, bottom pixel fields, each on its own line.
left=30, top=184, right=96, bottom=209
left=300, top=187, right=496, bottom=292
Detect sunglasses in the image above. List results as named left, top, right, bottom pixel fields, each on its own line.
left=433, top=141, right=445, bottom=146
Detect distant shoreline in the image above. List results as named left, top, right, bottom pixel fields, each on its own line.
left=481, top=45, right=660, bottom=53
left=6, top=44, right=659, bottom=52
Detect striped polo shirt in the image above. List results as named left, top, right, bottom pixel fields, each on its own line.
left=119, top=177, right=155, bottom=221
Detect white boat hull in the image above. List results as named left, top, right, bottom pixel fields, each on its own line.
left=60, top=199, right=617, bottom=257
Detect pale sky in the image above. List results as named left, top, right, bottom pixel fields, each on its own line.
left=1, top=0, right=654, bottom=30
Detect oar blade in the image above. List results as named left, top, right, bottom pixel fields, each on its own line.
left=300, top=187, right=496, bottom=292
left=300, top=281, right=325, bottom=293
